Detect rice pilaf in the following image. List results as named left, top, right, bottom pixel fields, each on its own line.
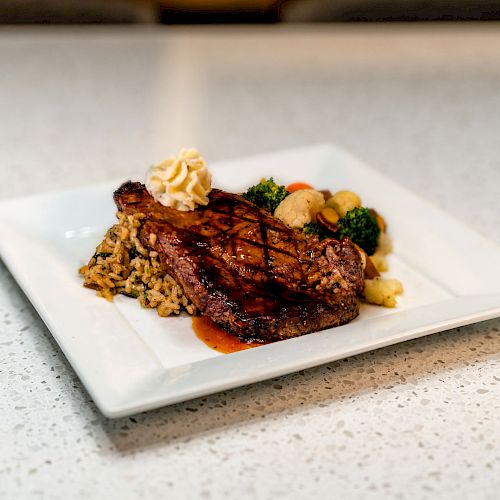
left=79, top=212, right=196, bottom=317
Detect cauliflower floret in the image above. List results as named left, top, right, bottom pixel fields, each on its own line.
left=370, top=252, right=389, bottom=273
left=370, top=232, right=393, bottom=272
left=364, top=277, right=403, bottom=308
left=377, top=231, right=393, bottom=254
left=274, top=189, right=325, bottom=229
left=326, top=190, right=361, bottom=217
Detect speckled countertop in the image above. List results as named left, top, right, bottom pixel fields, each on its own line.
left=1, top=24, right=499, bottom=500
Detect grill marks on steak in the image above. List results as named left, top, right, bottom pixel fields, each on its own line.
left=114, top=181, right=364, bottom=341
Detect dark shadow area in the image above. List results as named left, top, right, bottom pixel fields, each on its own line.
left=279, top=0, right=500, bottom=22
left=0, top=0, right=157, bottom=24
left=160, top=5, right=280, bottom=23
left=3, top=0, right=500, bottom=24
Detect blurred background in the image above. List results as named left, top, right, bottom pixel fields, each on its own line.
left=2, top=0, right=500, bottom=233
left=2, top=0, right=500, bottom=23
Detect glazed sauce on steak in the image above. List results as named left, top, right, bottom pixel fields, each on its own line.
left=192, top=316, right=267, bottom=353
left=114, top=182, right=364, bottom=342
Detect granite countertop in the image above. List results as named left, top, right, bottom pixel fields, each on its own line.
left=1, top=24, right=499, bottom=500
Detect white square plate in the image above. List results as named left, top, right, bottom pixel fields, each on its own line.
left=1, top=144, right=499, bottom=418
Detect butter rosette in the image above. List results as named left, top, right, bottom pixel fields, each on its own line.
left=146, top=148, right=212, bottom=211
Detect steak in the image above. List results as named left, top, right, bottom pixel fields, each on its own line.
left=114, top=182, right=364, bottom=342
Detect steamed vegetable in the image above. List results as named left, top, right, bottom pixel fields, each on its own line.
left=316, top=207, right=339, bottom=233
left=337, top=207, right=380, bottom=255
left=286, top=182, right=313, bottom=193
left=364, top=277, right=403, bottom=308
left=274, top=189, right=325, bottom=229
left=303, top=222, right=334, bottom=240
left=326, top=190, right=361, bottom=217
left=242, top=178, right=289, bottom=213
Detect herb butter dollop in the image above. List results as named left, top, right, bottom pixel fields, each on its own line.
left=145, top=148, right=212, bottom=211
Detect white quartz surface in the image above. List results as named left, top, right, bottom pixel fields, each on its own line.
left=1, top=24, right=499, bottom=499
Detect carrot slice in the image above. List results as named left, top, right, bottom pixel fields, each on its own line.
left=286, top=182, right=313, bottom=193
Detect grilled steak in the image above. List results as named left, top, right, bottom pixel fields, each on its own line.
left=114, top=182, right=364, bottom=342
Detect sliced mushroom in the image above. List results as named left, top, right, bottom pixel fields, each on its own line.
left=319, top=189, right=333, bottom=202
left=364, top=255, right=381, bottom=279
left=316, top=207, right=340, bottom=233
left=352, top=242, right=380, bottom=279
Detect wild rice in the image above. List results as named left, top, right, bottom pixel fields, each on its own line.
left=79, top=211, right=196, bottom=317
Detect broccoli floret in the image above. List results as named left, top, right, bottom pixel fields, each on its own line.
left=337, top=207, right=380, bottom=255
left=303, top=223, right=334, bottom=240
left=242, top=177, right=289, bottom=213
